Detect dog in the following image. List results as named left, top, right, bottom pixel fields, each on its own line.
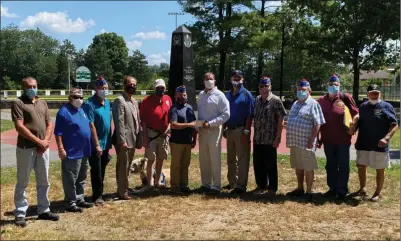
left=129, top=157, right=166, bottom=187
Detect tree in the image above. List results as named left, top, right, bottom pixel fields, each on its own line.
left=85, top=32, right=129, bottom=87
left=126, top=50, right=151, bottom=85
left=288, top=0, right=400, bottom=100
left=55, top=39, right=76, bottom=89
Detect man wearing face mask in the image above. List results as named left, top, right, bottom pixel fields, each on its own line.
left=54, top=88, right=93, bottom=213
left=252, top=76, right=286, bottom=196
left=112, top=75, right=141, bottom=200
left=82, top=76, right=112, bottom=206
left=140, top=79, right=172, bottom=189
left=197, top=72, right=230, bottom=194
left=353, top=84, right=398, bottom=202
left=222, top=70, right=254, bottom=195
left=317, top=74, right=359, bottom=200
left=12, top=77, right=59, bottom=227
left=168, top=85, right=197, bottom=193
left=286, top=79, right=325, bottom=201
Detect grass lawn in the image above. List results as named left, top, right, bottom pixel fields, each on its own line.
left=1, top=154, right=399, bottom=240
left=391, top=129, right=400, bottom=150
left=1, top=120, right=15, bottom=132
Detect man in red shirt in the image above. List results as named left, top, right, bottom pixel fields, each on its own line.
left=140, top=79, right=172, bottom=188
left=317, top=74, right=359, bottom=200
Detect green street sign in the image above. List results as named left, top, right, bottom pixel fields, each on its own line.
left=76, top=66, right=91, bottom=83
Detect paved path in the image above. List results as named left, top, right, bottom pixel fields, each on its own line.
left=3, top=110, right=397, bottom=168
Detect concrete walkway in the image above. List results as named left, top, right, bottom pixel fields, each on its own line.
left=1, top=111, right=397, bottom=168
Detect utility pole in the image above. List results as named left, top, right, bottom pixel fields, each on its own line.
left=168, top=12, right=185, bottom=29
left=67, top=54, right=71, bottom=91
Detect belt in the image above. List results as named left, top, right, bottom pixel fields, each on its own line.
left=226, top=125, right=245, bottom=130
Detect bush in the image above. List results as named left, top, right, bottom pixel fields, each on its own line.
left=1, top=76, right=18, bottom=90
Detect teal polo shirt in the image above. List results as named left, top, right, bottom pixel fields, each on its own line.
left=82, top=95, right=112, bottom=150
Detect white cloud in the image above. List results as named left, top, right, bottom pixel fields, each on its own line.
left=132, top=31, right=167, bottom=40
left=20, top=11, right=95, bottom=33
left=147, top=51, right=170, bottom=65
left=99, top=28, right=107, bottom=34
left=126, top=40, right=142, bottom=53
left=1, top=5, right=19, bottom=18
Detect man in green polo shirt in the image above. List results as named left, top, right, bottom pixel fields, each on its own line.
left=82, top=76, right=112, bottom=206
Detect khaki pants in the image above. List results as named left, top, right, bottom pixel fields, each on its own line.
left=145, top=129, right=169, bottom=161
left=198, top=126, right=222, bottom=191
left=169, top=143, right=191, bottom=189
left=116, top=147, right=135, bottom=197
left=226, top=127, right=250, bottom=190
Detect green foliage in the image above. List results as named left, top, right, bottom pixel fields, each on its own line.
left=1, top=76, right=18, bottom=90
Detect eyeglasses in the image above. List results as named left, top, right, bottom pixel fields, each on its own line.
left=71, top=96, right=84, bottom=100
left=259, top=85, right=269, bottom=88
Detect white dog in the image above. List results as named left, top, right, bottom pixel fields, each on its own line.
left=129, top=157, right=166, bottom=187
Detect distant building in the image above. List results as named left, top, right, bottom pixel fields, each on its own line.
left=359, top=70, right=391, bottom=86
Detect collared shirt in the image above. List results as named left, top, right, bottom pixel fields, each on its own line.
left=140, top=94, right=171, bottom=132
left=11, top=95, right=50, bottom=149
left=82, top=95, right=112, bottom=150
left=355, top=101, right=398, bottom=152
left=54, top=103, right=92, bottom=160
left=286, top=97, right=325, bottom=151
left=253, top=94, right=286, bottom=145
left=317, top=93, right=359, bottom=145
left=225, top=86, right=254, bottom=128
left=197, top=87, right=230, bottom=127
left=169, top=103, right=196, bottom=144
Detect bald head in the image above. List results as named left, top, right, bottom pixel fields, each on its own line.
left=22, top=77, right=37, bottom=90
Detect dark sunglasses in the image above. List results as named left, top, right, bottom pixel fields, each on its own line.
left=259, top=85, right=270, bottom=88
left=71, top=96, right=83, bottom=100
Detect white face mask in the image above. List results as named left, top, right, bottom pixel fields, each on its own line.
left=204, top=79, right=215, bottom=89
left=97, top=90, right=108, bottom=100
left=71, top=99, right=83, bottom=108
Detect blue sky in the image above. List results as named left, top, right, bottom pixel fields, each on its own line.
left=1, top=1, right=198, bottom=65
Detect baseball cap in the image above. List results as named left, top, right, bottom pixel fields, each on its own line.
left=329, top=74, right=340, bottom=83
left=154, top=79, right=166, bottom=88
left=232, top=70, right=244, bottom=77
left=298, top=79, right=310, bottom=87
left=260, top=76, right=271, bottom=85
left=367, top=84, right=380, bottom=92
left=69, top=88, right=83, bottom=96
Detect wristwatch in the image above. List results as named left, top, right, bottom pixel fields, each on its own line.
left=244, top=129, right=250, bottom=135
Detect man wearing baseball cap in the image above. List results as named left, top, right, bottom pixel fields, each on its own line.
left=140, top=78, right=172, bottom=189
left=252, top=76, right=286, bottom=196
left=222, top=70, right=254, bottom=195
left=353, top=84, right=398, bottom=202
left=286, top=79, right=325, bottom=201
left=317, top=74, right=359, bottom=200
left=54, top=88, right=93, bottom=212
left=82, top=76, right=112, bottom=205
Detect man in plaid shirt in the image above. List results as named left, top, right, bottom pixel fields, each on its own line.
left=286, top=79, right=325, bottom=201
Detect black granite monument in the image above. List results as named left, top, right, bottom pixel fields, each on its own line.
left=168, top=25, right=197, bottom=110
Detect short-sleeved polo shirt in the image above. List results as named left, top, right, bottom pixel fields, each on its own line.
left=317, top=93, right=359, bottom=145
left=355, top=101, right=398, bottom=152
left=169, top=104, right=196, bottom=144
left=253, top=94, right=287, bottom=145
left=82, top=95, right=112, bottom=150
left=286, top=97, right=325, bottom=150
left=225, top=86, right=254, bottom=128
left=54, top=103, right=92, bottom=160
left=140, top=94, right=172, bottom=132
left=11, top=95, right=50, bottom=149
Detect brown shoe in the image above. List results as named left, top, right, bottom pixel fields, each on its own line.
left=119, top=192, right=133, bottom=200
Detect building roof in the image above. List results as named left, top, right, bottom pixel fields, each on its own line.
left=360, top=70, right=390, bottom=80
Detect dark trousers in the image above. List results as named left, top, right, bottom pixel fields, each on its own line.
left=323, top=144, right=350, bottom=196
left=88, top=150, right=110, bottom=200
left=253, top=144, right=278, bottom=191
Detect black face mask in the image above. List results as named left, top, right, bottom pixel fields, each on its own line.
left=155, top=88, right=164, bottom=97
left=125, top=85, right=136, bottom=94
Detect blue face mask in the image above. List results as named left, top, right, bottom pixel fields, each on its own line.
left=328, top=85, right=340, bottom=94
left=25, top=88, right=37, bottom=99
left=297, top=90, right=308, bottom=100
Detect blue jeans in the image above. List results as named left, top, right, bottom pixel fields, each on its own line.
left=323, top=144, right=350, bottom=196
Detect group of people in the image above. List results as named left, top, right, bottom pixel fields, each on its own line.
left=11, top=72, right=398, bottom=227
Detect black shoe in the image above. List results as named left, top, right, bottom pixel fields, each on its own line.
left=180, top=186, right=191, bottom=193
left=77, top=201, right=94, bottom=208
left=287, top=189, right=305, bottom=197
left=66, top=206, right=83, bottom=213
left=230, top=188, right=245, bottom=195
left=207, top=189, right=221, bottom=195
left=323, top=190, right=337, bottom=198
left=15, top=217, right=27, bottom=227
left=199, top=186, right=210, bottom=194
left=336, top=193, right=346, bottom=201
left=305, top=192, right=313, bottom=202
left=222, top=184, right=232, bottom=190
left=38, top=212, right=60, bottom=221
